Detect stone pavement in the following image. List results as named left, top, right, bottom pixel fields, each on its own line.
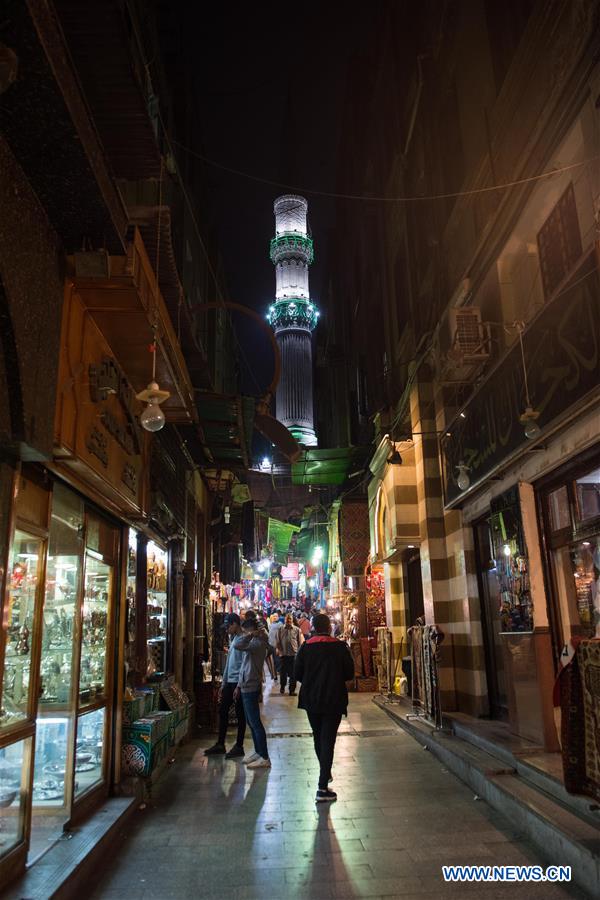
left=89, top=682, right=583, bottom=899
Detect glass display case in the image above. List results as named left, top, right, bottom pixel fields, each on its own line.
left=79, top=554, right=111, bottom=707
left=147, top=541, right=168, bottom=673
left=74, top=708, right=105, bottom=797
left=0, top=532, right=43, bottom=731
left=125, top=530, right=137, bottom=670
left=0, top=738, right=30, bottom=858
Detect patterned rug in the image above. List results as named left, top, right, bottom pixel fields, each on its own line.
left=559, top=638, right=600, bottom=802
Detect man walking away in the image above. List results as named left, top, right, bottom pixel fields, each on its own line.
left=204, top=614, right=246, bottom=758
left=294, top=613, right=355, bottom=803
left=276, top=613, right=304, bottom=696
left=232, top=619, right=271, bottom=768
left=268, top=613, right=283, bottom=682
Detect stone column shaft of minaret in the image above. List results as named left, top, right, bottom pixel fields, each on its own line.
left=267, top=195, right=318, bottom=447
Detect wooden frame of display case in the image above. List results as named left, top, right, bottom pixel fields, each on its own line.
left=0, top=469, right=51, bottom=886
left=67, top=510, right=120, bottom=825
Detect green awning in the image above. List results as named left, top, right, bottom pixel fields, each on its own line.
left=267, top=517, right=300, bottom=563
left=291, top=447, right=370, bottom=485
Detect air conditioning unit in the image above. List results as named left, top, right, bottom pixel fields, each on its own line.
left=439, top=306, right=490, bottom=385
left=449, top=307, right=489, bottom=361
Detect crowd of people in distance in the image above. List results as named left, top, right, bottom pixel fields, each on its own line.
left=205, top=607, right=354, bottom=803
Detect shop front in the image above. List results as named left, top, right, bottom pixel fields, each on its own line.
left=0, top=470, right=125, bottom=878
left=537, top=448, right=600, bottom=650
left=0, top=247, right=195, bottom=881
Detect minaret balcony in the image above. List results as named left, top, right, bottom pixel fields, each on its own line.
left=269, top=233, right=314, bottom=265
left=266, top=297, right=319, bottom=332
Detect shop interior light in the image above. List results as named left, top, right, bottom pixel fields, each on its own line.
left=503, top=544, right=512, bottom=557
left=456, top=461, right=470, bottom=491
left=308, top=578, right=316, bottom=588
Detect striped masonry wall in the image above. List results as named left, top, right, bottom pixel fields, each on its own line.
left=410, top=371, right=457, bottom=711
left=384, top=561, right=408, bottom=671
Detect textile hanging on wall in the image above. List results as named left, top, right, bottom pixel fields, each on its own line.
left=409, top=623, right=445, bottom=727
left=559, top=638, right=600, bottom=802
left=340, top=501, right=370, bottom=576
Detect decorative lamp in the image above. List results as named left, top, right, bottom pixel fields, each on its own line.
left=456, top=461, right=470, bottom=491
left=136, top=334, right=170, bottom=432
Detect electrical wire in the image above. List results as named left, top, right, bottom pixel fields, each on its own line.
left=170, top=139, right=600, bottom=204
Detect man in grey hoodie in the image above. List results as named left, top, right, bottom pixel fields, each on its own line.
left=232, top=618, right=271, bottom=768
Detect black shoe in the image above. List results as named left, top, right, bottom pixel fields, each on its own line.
left=280, top=689, right=285, bottom=694
left=316, top=789, right=337, bottom=803
left=289, top=691, right=296, bottom=696
left=204, top=743, right=226, bottom=756
left=225, top=745, right=245, bottom=759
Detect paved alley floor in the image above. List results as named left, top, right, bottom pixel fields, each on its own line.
left=89, top=683, right=583, bottom=899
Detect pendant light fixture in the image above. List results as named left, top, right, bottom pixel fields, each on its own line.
left=137, top=158, right=170, bottom=434
left=456, top=461, right=470, bottom=491
left=136, top=330, right=170, bottom=432
left=515, top=321, right=541, bottom=440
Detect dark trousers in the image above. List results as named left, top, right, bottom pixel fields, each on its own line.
left=218, top=681, right=246, bottom=747
left=241, top=690, right=269, bottom=759
left=307, top=711, right=342, bottom=789
left=279, top=656, right=296, bottom=692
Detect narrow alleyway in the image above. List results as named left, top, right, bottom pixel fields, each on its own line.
left=89, top=686, right=581, bottom=900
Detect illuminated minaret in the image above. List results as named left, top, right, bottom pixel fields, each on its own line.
left=267, top=195, right=318, bottom=447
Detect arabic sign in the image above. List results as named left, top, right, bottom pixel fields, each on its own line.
left=443, top=251, right=600, bottom=505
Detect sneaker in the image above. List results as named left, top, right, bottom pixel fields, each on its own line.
left=225, top=745, right=245, bottom=759
left=247, top=757, right=271, bottom=769
left=316, top=789, right=337, bottom=803
left=204, top=743, right=226, bottom=756
left=242, top=752, right=260, bottom=764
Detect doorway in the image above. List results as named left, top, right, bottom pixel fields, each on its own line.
left=406, top=552, right=425, bottom=626
left=474, top=520, right=508, bottom=719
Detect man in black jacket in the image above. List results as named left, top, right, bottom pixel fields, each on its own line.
left=294, top=613, right=355, bottom=803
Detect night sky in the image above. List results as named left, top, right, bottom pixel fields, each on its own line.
left=189, top=3, right=382, bottom=395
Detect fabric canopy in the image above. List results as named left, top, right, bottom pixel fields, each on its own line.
left=291, top=447, right=370, bottom=485
left=267, top=517, right=300, bottom=563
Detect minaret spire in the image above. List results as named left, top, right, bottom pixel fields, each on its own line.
left=267, top=195, right=318, bottom=447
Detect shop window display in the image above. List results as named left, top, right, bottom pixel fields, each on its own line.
left=489, top=493, right=533, bottom=633
left=0, top=738, right=30, bottom=857
left=0, top=532, right=43, bottom=730
left=125, top=530, right=137, bottom=668
left=74, top=707, right=104, bottom=797
left=79, top=554, right=111, bottom=706
left=147, top=541, right=168, bottom=673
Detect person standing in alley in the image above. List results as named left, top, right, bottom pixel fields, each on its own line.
left=204, top=614, right=246, bottom=758
left=232, top=618, right=271, bottom=768
left=294, top=613, right=355, bottom=803
left=276, top=612, right=304, bottom=696
left=268, top=612, right=283, bottom=682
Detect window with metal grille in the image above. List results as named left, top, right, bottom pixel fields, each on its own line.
left=537, top=183, right=582, bottom=300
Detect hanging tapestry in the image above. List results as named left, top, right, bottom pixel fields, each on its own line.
left=340, top=501, right=370, bottom=576
left=559, top=638, right=600, bottom=802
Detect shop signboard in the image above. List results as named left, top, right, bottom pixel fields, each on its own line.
left=443, top=252, right=600, bottom=505
left=281, top=562, right=299, bottom=581
left=54, top=287, right=146, bottom=515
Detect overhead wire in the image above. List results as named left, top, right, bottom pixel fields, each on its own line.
left=170, top=139, right=600, bottom=204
